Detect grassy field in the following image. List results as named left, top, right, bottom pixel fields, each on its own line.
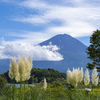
left=0, top=83, right=100, bottom=100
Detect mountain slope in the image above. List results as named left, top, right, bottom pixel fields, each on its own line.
left=40, top=34, right=87, bottom=53
left=0, top=59, right=10, bottom=74
left=33, top=34, right=89, bottom=72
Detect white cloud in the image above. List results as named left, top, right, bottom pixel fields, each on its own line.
left=12, top=0, right=100, bottom=38
left=0, top=40, right=63, bottom=61
left=6, top=31, right=52, bottom=45
left=19, top=0, right=50, bottom=9
left=14, top=16, right=48, bottom=24
left=47, top=21, right=96, bottom=37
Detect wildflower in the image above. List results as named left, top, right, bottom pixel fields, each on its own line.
left=43, top=78, right=47, bottom=91
left=92, top=67, right=99, bottom=86
left=84, top=69, right=90, bottom=86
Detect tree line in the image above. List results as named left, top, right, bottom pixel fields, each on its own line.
left=0, top=68, right=66, bottom=84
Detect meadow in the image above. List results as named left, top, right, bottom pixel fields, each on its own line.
left=0, top=55, right=100, bottom=100
left=0, top=82, right=100, bottom=100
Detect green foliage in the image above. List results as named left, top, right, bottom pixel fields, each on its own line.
left=52, top=81, right=63, bottom=88
left=29, top=68, right=66, bottom=83
left=0, top=76, right=7, bottom=89
left=0, top=68, right=66, bottom=84
left=86, top=29, right=100, bottom=70
left=0, top=76, right=7, bottom=96
left=1, top=67, right=100, bottom=100
left=1, top=84, right=100, bottom=100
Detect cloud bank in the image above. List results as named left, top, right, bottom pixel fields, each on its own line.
left=0, top=40, right=63, bottom=61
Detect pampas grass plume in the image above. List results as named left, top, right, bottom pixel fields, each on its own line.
left=67, top=67, right=83, bottom=88
left=44, top=78, right=47, bottom=91
left=9, top=55, right=32, bottom=82
left=84, top=69, right=90, bottom=86
left=9, top=57, right=18, bottom=80
left=92, top=67, right=99, bottom=86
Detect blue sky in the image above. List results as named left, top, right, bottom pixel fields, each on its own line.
left=0, top=0, right=100, bottom=60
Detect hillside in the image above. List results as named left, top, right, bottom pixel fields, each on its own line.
left=0, top=68, right=66, bottom=83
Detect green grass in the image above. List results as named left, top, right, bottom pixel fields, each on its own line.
left=1, top=83, right=100, bottom=100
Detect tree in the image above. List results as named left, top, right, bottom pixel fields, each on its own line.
left=86, top=29, right=100, bottom=71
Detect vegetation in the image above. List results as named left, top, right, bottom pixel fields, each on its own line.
left=86, top=29, right=100, bottom=70
left=84, top=69, right=90, bottom=86
left=92, top=67, right=99, bottom=86
left=0, top=64, right=100, bottom=100
left=0, top=76, right=7, bottom=96
left=0, top=76, right=7, bottom=89
left=0, top=68, right=66, bottom=84
left=67, top=67, right=99, bottom=88
left=0, top=80, right=100, bottom=100
left=67, top=67, right=83, bottom=88
left=9, top=55, right=32, bottom=82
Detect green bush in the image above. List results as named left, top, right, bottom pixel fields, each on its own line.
left=0, top=76, right=7, bottom=95
left=0, top=76, right=7, bottom=88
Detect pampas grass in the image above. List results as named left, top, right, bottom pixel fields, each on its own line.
left=92, top=67, right=99, bottom=86
left=67, top=68, right=83, bottom=88
left=84, top=69, right=90, bottom=86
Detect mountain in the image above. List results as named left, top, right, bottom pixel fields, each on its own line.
left=40, top=34, right=87, bottom=53
left=33, top=34, right=89, bottom=73
left=0, top=59, right=10, bottom=74
left=0, top=34, right=90, bottom=74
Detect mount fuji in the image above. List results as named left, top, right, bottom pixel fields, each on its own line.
left=33, top=34, right=89, bottom=72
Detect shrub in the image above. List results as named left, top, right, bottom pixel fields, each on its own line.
left=0, top=76, right=7, bottom=95
left=0, top=76, right=7, bottom=89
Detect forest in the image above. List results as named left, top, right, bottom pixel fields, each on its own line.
left=0, top=68, right=66, bottom=84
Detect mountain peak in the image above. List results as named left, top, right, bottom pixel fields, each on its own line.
left=40, top=34, right=87, bottom=53
left=56, top=33, right=69, bottom=36
left=54, top=33, right=71, bottom=37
